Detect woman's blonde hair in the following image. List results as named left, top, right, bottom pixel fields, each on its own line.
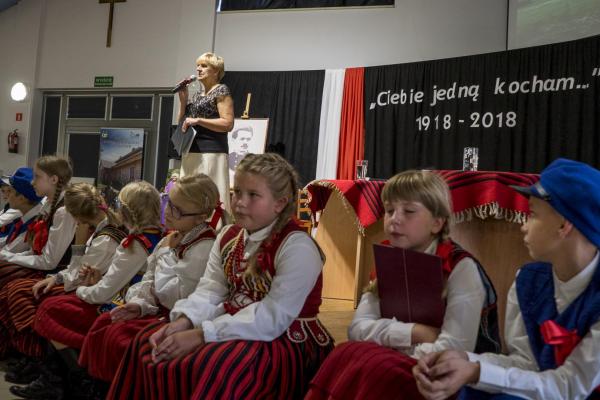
left=235, top=153, right=299, bottom=277
left=175, top=173, right=219, bottom=218
left=64, top=183, right=120, bottom=227
left=197, top=52, right=225, bottom=81
left=381, top=170, right=452, bottom=240
left=35, top=155, right=73, bottom=220
left=118, top=181, right=161, bottom=233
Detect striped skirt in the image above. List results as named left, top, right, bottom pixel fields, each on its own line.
left=79, top=312, right=165, bottom=382
left=34, top=293, right=99, bottom=349
left=0, top=261, right=44, bottom=290
left=0, top=276, right=64, bottom=358
left=108, top=320, right=334, bottom=400
left=306, top=341, right=425, bottom=400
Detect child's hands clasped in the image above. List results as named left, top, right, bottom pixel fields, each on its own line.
left=110, top=302, right=142, bottom=322
left=149, top=317, right=204, bottom=363
left=412, top=350, right=479, bottom=400
left=78, top=264, right=102, bottom=286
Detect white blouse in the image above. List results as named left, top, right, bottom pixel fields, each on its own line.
left=58, top=218, right=122, bottom=292
left=170, top=221, right=323, bottom=343
left=0, top=196, right=77, bottom=271
left=76, top=234, right=151, bottom=304
left=468, top=251, right=600, bottom=400
left=348, top=239, right=487, bottom=359
left=128, top=224, right=214, bottom=316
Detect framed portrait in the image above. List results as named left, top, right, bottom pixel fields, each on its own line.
left=228, top=118, right=269, bottom=186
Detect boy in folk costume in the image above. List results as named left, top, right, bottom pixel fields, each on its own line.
left=414, top=159, right=600, bottom=400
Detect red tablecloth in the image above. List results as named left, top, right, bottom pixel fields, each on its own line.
left=306, top=170, right=539, bottom=234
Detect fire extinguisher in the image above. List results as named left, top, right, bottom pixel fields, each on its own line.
left=8, top=129, right=19, bottom=154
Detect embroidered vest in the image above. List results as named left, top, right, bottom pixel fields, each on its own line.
left=98, top=228, right=163, bottom=313
left=93, top=224, right=128, bottom=245
left=3, top=218, right=36, bottom=244
left=176, top=226, right=217, bottom=260
left=0, top=215, right=21, bottom=238
left=219, top=220, right=331, bottom=346
left=516, top=262, right=600, bottom=375
left=437, top=240, right=501, bottom=354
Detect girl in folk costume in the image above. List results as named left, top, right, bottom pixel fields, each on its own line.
left=79, top=173, right=220, bottom=383
left=0, top=183, right=127, bottom=384
left=33, top=180, right=163, bottom=348
left=0, top=156, right=76, bottom=286
left=0, top=168, right=43, bottom=253
left=306, top=170, right=500, bottom=400
left=109, top=153, right=333, bottom=400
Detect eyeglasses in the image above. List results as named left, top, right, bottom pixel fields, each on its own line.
left=166, top=198, right=204, bottom=220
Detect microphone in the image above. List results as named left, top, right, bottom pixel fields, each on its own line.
left=172, top=75, right=197, bottom=93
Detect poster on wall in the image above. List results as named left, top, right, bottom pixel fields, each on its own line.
left=228, top=118, right=269, bottom=186
left=98, top=128, right=145, bottom=208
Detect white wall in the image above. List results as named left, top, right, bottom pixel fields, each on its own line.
left=37, top=0, right=215, bottom=89
left=0, top=0, right=44, bottom=174
left=215, top=0, right=508, bottom=71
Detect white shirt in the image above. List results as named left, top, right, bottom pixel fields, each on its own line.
left=170, top=221, right=323, bottom=343
left=0, top=195, right=77, bottom=270
left=469, top=251, right=600, bottom=400
left=58, top=218, right=122, bottom=292
left=128, top=224, right=215, bottom=316
left=76, top=234, right=151, bottom=304
left=0, top=203, right=44, bottom=254
left=0, top=207, right=21, bottom=227
left=348, top=239, right=487, bottom=359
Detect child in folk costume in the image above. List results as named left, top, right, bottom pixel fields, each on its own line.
left=414, top=159, right=600, bottom=400
left=0, top=175, right=23, bottom=233
left=0, top=168, right=42, bottom=253
left=0, top=156, right=76, bottom=286
left=14, top=181, right=162, bottom=398
left=79, top=173, right=220, bottom=383
left=307, top=170, right=500, bottom=400
left=1, top=183, right=126, bottom=392
left=109, top=153, right=333, bottom=400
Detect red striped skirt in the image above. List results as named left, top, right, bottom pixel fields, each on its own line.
left=79, top=312, right=165, bottom=382
left=33, top=293, right=99, bottom=349
left=306, top=341, right=425, bottom=400
left=108, top=320, right=334, bottom=400
left=0, top=261, right=44, bottom=290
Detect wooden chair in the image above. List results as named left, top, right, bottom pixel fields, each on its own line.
left=296, top=188, right=312, bottom=234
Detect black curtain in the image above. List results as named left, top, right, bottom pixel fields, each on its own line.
left=220, top=0, right=393, bottom=11
left=364, top=35, right=600, bottom=179
left=222, top=70, right=325, bottom=185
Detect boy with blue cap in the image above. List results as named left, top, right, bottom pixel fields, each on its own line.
left=413, top=158, right=600, bottom=400
left=0, top=168, right=43, bottom=252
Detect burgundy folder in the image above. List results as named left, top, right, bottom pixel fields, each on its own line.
left=373, top=243, right=445, bottom=327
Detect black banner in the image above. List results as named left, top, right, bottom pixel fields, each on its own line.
left=364, top=35, right=600, bottom=179
left=220, top=0, right=393, bottom=11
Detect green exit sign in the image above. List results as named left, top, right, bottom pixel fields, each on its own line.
left=94, top=76, right=113, bottom=87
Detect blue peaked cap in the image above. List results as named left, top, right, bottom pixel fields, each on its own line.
left=512, top=158, right=600, bottom=248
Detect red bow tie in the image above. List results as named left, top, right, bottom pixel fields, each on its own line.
left=26, top=220, right=49, bottom=255
left=540, top=319, right=581, bottom=366
left=7, top=219, right=23, bottom=244
left=122, top=233, right=153, bottom=249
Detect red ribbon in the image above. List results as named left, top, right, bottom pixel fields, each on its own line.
left=435, top=240, right=454, bottom=274
left=27, top=220, right=49, bottom=255
left=7, top=219, right=23, bottom=244
left=122, top=233, right=153, bottom=249
left=540, top=319, right=581, bottom=366
left=209, top=202, right=224, bottom=230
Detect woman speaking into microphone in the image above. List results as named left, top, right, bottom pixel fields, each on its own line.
left=177, top=52, right=234, bottom=215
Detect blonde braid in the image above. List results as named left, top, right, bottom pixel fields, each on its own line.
left=235, top=153, right=299, bottom=278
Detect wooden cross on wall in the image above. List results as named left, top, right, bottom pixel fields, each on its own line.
left=99, top=0, right=126, bottom=47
